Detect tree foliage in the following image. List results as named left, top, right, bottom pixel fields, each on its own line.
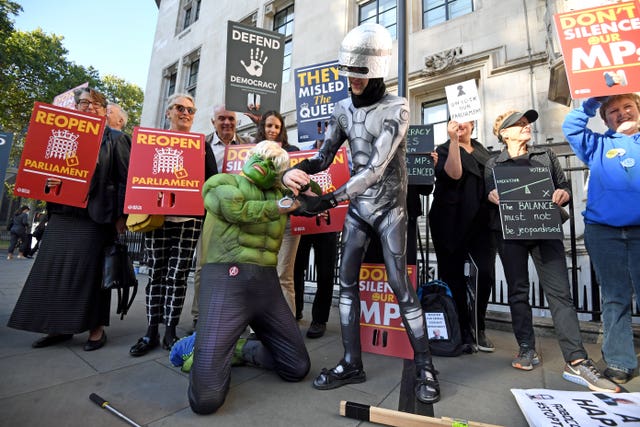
left=98, top=75, right=144, bottom=135
left=0, top=1, right=144, bottom=201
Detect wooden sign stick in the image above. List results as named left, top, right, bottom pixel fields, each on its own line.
left=340, top=401, right=504, bottom=427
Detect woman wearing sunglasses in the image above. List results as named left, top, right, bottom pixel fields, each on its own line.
left=130, top=93, right=205, bottom=357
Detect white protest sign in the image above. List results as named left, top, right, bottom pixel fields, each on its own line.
left=512, top=388, right=640, bottom=426
left=445, top=79, right=481, bottom=122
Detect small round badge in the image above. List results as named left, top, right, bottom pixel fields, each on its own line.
left=621, top=158, right=636, bottom=168
left=229, top=265, right=239, bottom=277
left=606, top=149, right=618, bottom=158
left=606, top=148, right=625, bottom=158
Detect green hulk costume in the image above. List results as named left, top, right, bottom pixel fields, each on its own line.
left=188, top=142, right=310, bottom=415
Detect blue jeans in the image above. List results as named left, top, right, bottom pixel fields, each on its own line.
left=585, top=223, right=640, bottom=374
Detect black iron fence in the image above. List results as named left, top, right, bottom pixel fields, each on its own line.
left=2, top=142, right=637, bottom=321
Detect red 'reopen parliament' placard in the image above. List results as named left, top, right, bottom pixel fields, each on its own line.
left=124, top=127, right=205, bottom=215
left=14, top=102, right=104, bottom=207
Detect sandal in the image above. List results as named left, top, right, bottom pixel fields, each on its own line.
left=312, top=359, right=366, bottom=390
left=415, top=366, right=440, bottom=404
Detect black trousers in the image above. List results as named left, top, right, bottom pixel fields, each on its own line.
left=293, top=232, right=338, bottom=323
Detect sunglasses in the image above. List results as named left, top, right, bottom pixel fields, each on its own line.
left=172, top=104, right=197, bottom=115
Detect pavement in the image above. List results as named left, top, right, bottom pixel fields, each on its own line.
left=0, top=256, right=638, bottom=427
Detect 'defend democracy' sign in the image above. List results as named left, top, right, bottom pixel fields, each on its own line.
left=493, top=166, right=564, bottom=240
left=294, top=60, right=348, bottom=142
left=225, top=21, right=284, bottom=116
left=406, top=125, right=434, bottom=185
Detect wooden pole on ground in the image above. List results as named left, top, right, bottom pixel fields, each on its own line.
left=340, top=400, right=504, bottom=427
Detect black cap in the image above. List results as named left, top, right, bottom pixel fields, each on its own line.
left=498, top=110, right=539, bottom=140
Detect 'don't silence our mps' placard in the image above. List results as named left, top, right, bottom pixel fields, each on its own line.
left=14, top=102, right=105, bottom=208
left=124, top=127, right=205, bottom=215
left=359, top=263, right=418, bottom=360
left=554, top=1, right=640, bottom=98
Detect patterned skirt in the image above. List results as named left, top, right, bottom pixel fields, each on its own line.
left=8, top=212, right=112, bottom=334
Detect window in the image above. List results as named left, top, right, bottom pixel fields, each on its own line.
left=273, top=4, right=294, bottom=83
left=422, top=100, right=449, bottom=146
left=359, top=0, right=397, bottom=40
left=177, top=0, right=201, bottom=33
left=423, top=0, right=473, bottom=29
left=183, top=50, right=201, bottom=98
left=241, top=11, right=258, bottom=27
left=161, top=63, right=178, bottom=129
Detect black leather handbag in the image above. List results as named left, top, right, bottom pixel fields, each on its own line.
left=103, top=240, right=138, bottom=319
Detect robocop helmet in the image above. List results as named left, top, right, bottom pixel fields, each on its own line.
left=338, top=23, right=392, bottom=79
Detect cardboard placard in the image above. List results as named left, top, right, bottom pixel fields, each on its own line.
left=493, top=166, right=564, bottom=240
left=512, top=389, right=640, bottom=427
left=225, top=21, right=284, bottom=116
left=288, top=147, right=350, bottom=235
left=360, top=263, right=417, bottom=360
left=221, top=144, right=257, bottom=174
left=223, top=145, right=351, bottom=235
left=14, top=102, right=104, bottom=207
left=52, top=82, right=88, bottom=110
left=406, top=125, right=435, bottom=185
left=554, top=1, right=640, bottom=98
left=124, top=127, right=205, bottom=215
left=294, top=60, right=348, bottom=142
left=444, top=79, right=482, bottom=122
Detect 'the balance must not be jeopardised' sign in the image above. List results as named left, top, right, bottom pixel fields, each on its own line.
left=493, top=166, right=564, bottom=240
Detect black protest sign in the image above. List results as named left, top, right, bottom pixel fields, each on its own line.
left=225, top=21, right=284, bottom=116
left=493, top=166, right=564, bottom=240
left=406, top=125, right=435, bottom=185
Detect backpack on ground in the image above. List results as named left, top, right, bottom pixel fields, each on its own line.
left=419, top=280, right=464, bottom=357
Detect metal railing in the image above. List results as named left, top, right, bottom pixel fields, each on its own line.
left=4, top=142, right=636, bottom=321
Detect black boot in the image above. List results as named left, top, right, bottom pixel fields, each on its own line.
left=415, top=365, right=440, bottom=404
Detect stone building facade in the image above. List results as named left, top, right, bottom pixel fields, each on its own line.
left=141, top=0, right=585, bottom=148
left=141, top=0, right=628, bottom=319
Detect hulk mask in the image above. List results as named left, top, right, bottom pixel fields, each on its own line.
left=242, top=153, right=278, bottom=189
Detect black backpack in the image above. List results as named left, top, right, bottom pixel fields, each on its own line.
left=419, top=280, right=464, bottom=357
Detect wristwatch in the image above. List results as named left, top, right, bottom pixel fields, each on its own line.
left=278, top=195, right=295, bottom=209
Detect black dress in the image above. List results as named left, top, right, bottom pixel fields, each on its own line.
left=8, top=128, right=131, bottom=334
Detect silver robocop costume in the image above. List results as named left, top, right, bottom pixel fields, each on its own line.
left=289, top=23, right=440, bottom=403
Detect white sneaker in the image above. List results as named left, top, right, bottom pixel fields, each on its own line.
left=563, top=359, right=621, bottom=392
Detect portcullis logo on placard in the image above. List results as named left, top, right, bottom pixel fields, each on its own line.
left=46, top=129, right=80, bottom=167
left=152, top=147, right=188, bottom=179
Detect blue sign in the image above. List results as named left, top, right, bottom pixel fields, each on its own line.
left=0, top=131, right=13, bottom=200
left=294, top=60, right=348, bottom=142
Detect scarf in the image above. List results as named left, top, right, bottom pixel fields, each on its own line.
left=351, top=78, right=386, bottom=108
